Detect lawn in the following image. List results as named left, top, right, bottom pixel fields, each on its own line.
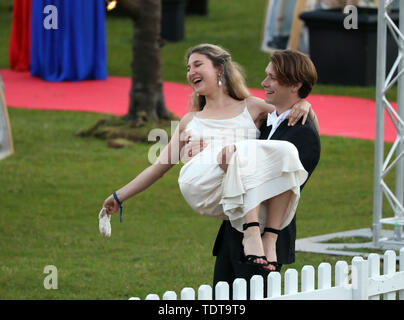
left=0, top=0, right=397, bottom=299
left=0, top=107, right=393, bottom=299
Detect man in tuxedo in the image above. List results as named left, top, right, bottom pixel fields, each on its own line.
left=212, top=50, right=321, bottom=297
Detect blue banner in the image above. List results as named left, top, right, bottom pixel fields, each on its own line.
left=30, top=0, right=107, bottom=81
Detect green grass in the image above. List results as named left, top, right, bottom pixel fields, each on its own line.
left=105, top=0, right=397, bottom=101
left=0, top=0, right=394, bottom=100
left=0, top=1, right=13, bottom=69
left=0, top=108, right=217, bottom=299
left=0, top=108, right=395, bottom=299
left=0, top=0, right=399, bottom=299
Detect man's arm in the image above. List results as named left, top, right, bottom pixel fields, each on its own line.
left=287, top=123, right=321, bottom=178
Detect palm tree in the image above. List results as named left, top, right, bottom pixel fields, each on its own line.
left=118, top=0, right=171, bottom=123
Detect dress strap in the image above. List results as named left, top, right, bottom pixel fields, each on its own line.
left=242, top=98, right=248, bottom=115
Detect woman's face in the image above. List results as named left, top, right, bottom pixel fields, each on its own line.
left=187, top=52, right=221, bottom=96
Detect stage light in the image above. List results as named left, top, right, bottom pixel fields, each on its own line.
left=106, top=0, right=117, bottom=11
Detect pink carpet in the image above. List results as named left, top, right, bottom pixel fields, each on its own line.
left=0, top=69, right=397, bottom=142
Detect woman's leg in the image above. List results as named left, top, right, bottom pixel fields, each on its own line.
left=262, top=190, right=293, bottom=271
left=242, top=204, right=267, bottom=266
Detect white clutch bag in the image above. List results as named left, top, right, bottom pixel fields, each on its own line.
left=98, top=207, right=111, bottom=238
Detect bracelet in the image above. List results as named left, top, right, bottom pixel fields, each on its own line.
left=113, top=192, right=123, bottom=223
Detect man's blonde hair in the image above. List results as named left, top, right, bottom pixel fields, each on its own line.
left=270, top=50, right=318, bottom=99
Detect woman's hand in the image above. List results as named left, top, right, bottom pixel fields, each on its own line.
left=287, top=100, right=311, bottom=126
left=103, top=194, right=119, bottom=215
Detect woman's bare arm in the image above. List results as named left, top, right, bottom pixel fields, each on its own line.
left=249, top=96, right=320, bottom=131
left=308, top=107, right=320, bottom=132
left=103, top=114, right=193, bottom=214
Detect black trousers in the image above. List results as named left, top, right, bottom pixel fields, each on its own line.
left=213, top=221, right=282, bottom=299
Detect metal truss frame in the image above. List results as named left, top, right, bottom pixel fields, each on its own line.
left=373, top=0, right=404, bottom=247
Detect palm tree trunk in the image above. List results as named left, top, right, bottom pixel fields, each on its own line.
left=118, top=0, right=171, bottom=123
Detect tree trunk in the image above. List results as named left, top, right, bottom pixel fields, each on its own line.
left=118, top=0, right=171, bottom=123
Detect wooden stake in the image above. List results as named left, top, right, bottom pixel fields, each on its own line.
left=288, top=0, right=308, bottom=51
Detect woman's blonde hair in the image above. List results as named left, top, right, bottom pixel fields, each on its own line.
left=185, top=44, right=250, bottom=111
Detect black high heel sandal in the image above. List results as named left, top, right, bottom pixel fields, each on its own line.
left=261, top=227, right=281, bottom=272
left=241, top=222, right=269, bottom=268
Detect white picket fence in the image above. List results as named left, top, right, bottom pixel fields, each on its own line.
left=129, top=248, right=404, bottom=300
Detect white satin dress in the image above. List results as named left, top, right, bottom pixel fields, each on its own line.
left=178, top=101, right=308, bottom=233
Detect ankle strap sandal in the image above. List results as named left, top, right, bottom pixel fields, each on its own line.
left=262, top=227, right=280, bottom=235
left=241, top=222, right=268, bottom=267
left=261, top=227, right=281, bottom=272
left=242, top=222, right=260, bottom=231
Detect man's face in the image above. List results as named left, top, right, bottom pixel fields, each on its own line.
left=261, top=62, right=293, bottom=107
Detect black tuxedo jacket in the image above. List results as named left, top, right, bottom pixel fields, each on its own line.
left=212, top=116, right=321, bottom=264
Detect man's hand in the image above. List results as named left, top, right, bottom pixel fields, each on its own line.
left=287, top=100, right=311, bottom=126
left=217, top=145, right=236, bottom=172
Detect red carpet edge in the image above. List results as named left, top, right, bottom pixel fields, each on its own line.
left=0, top=69, right=396, bottom=142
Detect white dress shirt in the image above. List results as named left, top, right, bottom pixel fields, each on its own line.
left=266, top=109, right=291, bottom=139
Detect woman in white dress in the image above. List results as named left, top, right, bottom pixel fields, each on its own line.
left=103, top=44, right=319, bottom=271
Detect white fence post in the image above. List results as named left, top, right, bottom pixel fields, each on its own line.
left=284, top=269, right=298, bottom=296
left=383, top=250, right=397, bottom=300
left=318, top=263, right=332, bottom=290
left=267, top=272, right=281, bottom=298
left=335, top=260, right=349, bottom=288
left=198, top=285, right=212, bottom=300
left=215, top=281, right=230, bottom=300
left=163, top=291, right=177, bottom=300
left=250, top=275, right=264, bottom=300
left=233, top=278, right=247, bottom=300
left=133, top=250, right=404, bottom=300
left=352, top=257, right=368, bottom=300
left=181, top=287, right=195, bottom=300
left=301, top=265, right=315, bottom=292
left=368, top=253, right=380, bottom=300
